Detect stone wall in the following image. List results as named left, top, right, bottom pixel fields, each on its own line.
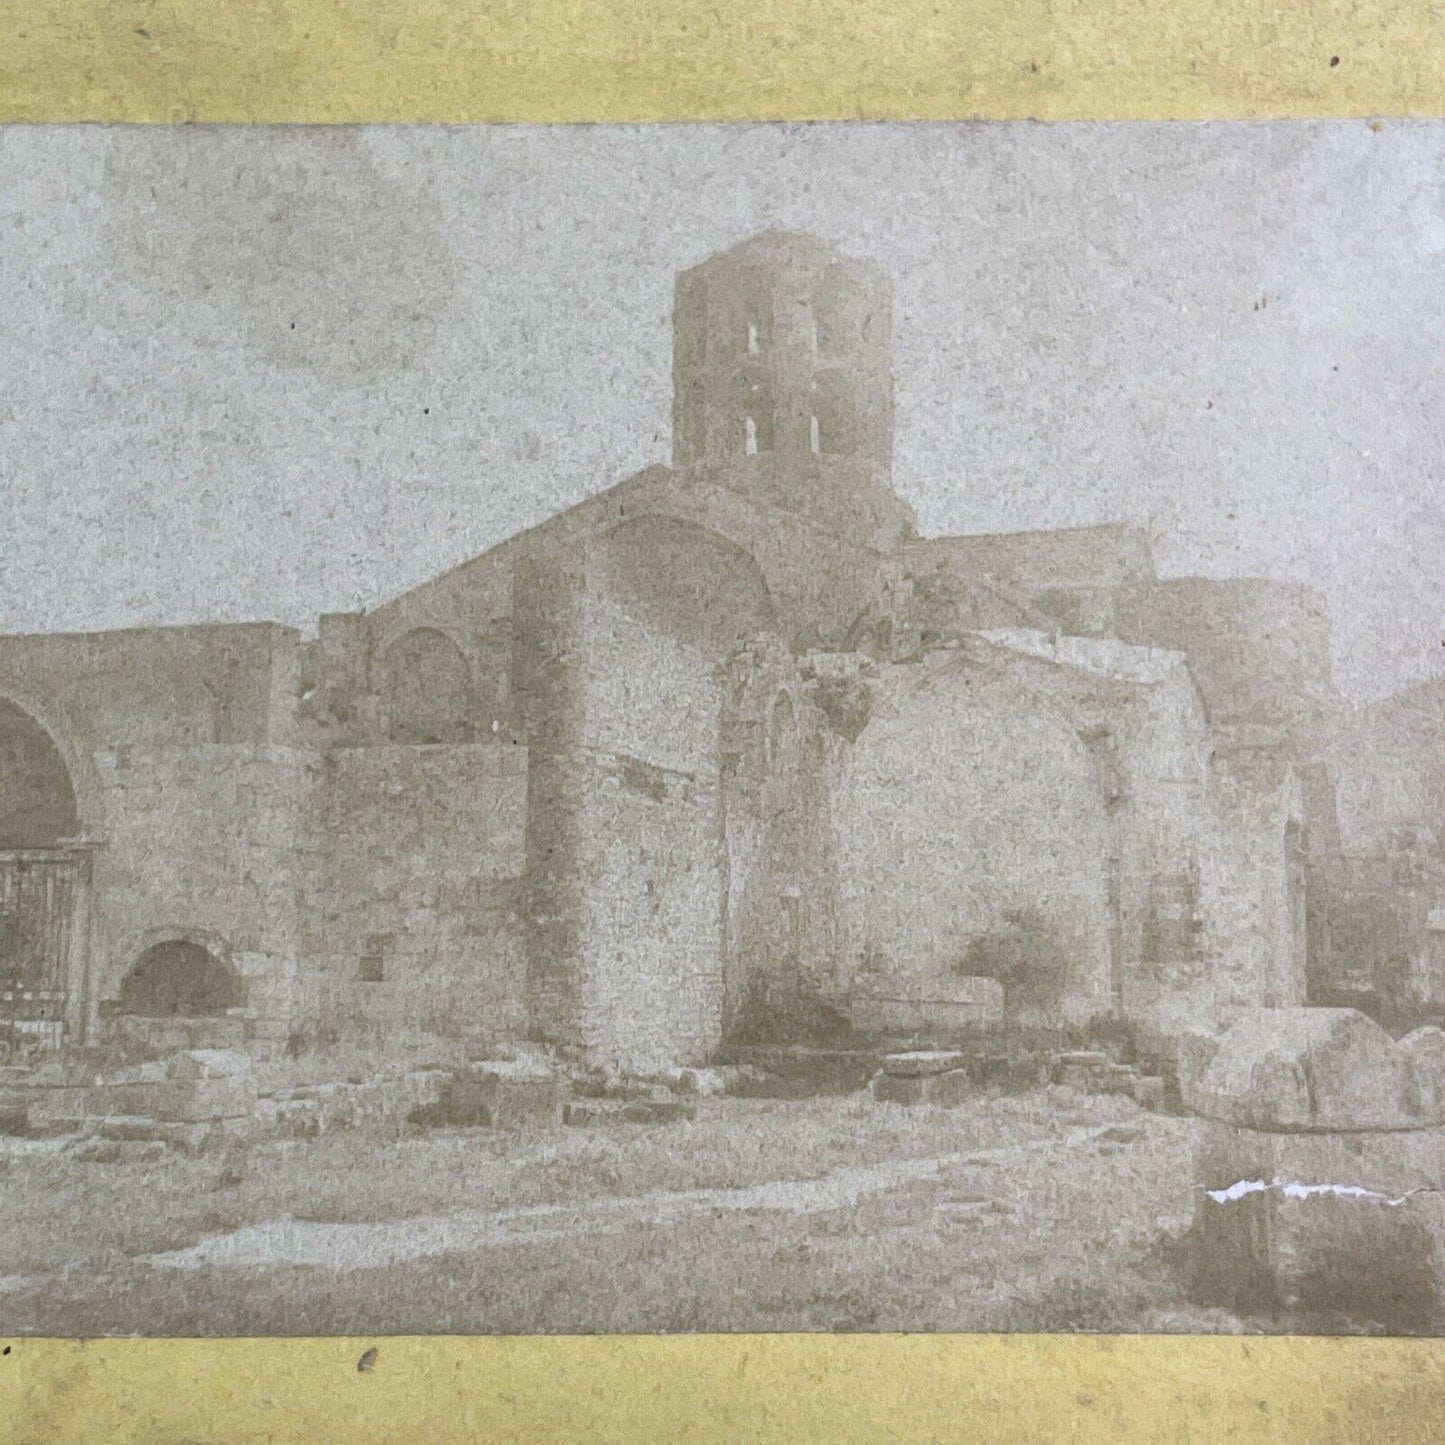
left=520, top=558, right=726, bottom=1073
left=1201, top=749, right=1309, bottom=1014
left=89, top=743, right=311, bottom=1033
left=832, top=652, right=1115, bottom=1027
left=0, top=624, right=307, bottom=1042
left=718, top=643, right=850, bottom=1042
left=301, top=743, right=528, bottom=1049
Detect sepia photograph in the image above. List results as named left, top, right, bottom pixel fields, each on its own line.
left=3, top=119, right=1445, bottom=1336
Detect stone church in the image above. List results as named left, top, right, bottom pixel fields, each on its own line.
left=0, top=230, right=1343, bottom=1073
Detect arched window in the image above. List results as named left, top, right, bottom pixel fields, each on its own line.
left=736, top=275, right=773, bottom=356
left=742, top=385, right=774, bottom=457
left=810, top=372, right=855, bottom=457
left=383, top=628, right=474, bottom=744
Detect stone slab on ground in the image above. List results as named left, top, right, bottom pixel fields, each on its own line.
left=167, top=1049, right=253, bottom=1081
left=1095, top=1064, right=1140, bottom=1096
left=872, top=1068, right=972, bottom=1108
left=150, top=1076, right=256, bottom=1122
left=881, top=1050, right=968, bottom=1078
left=563, top=1097, right=697, bottom=1127
left=411, top=1064, right=562, bottom=1130
left=673, top=1067, right=729, bottom=1096
left=93, top=1116, right=220, bottom=1152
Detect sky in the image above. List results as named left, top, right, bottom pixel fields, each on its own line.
left=2, top=121, right=1443, bottom=703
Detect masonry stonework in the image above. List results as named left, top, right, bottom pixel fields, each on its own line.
left=1, top=229, right=1367, bottom=1074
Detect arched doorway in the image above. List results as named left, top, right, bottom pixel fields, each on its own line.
left=116, top=939, right=244, bottom=1018
left=0, top=697, right=89, bottom=1054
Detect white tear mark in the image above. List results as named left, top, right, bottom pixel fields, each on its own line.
left=1205, top=1178, right=1437, bottom=1207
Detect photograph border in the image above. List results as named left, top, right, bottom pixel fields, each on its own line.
left=4, top=1, right=1445, bottom=1438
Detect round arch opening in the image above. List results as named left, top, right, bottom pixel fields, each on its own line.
left=833, top=664, right=1114, bottom=1024
left=0, top=697, right=79, bottom=849
left=115, top=940, right=245, bottom=1018
left=383, top=628, right=475, bottom=744
left=595, top=515, right=776, bottom=656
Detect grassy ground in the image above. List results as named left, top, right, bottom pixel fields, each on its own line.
left=0, top=1087, right=1246, bottom=1335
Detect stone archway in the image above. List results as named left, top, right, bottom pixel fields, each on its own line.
left=115, top=937, right=245, bottom=1018
left=0, top=696, right=79, bottom=847
left=593, top=514, right=776, bottom=657
left=0, top=694, right=99, bottom=1054
left=832, top=656, right=1115, bottom=1027
left=382, top=628, right=475, bottom=744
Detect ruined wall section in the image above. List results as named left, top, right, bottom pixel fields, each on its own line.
left=1201, top=749, right=1309, bottom=1015
left=0, top=624, right=311, bottom=1041
left=299, top=743, right=528, bottom=1051
left=966, top=635, right=1215, bottom=1029
left=717, top=643, right=853, bottom=1043
left=1331, top=676, right=1445, bottom=856
left=518, top=556, right=727, bottom=1074
left=831, top=652, right=1116, bottom=1029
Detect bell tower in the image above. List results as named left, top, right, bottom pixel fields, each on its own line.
left=670, top=231, right=911, bottom=547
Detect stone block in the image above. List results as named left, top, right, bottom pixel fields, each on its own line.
left=1401, top=1027, right=1445, bottom=1116
left=1195, top=1008, right=1444, bottom=1133
left=1096, top=1063, right=1140, bottom=1095
left=562, top=1100, right=607, bottom=1126
left=69, top=1136, right=169, bottom=1165
left=1133, top=1076, right=1167, bottom=1111
left=414, top=1064, right=561, bottom=1130
left=563, top=1097, right=696, bottom=1126
left=882, top=1050, right=968, bottom=1078
left=616, top=1098, right=697, bottom=1124
left=150, top=1076, right=255, bottom=1123
left=95, top=1116, right=214, bottom=1152
left=1055, top=1051, right=1109, bottom=1069
left=166, top=1049, right=252, bottom=1081
left=1191, top=1118, right=1445, bottom=1329
left=675, top=1067, right=728, bottom=1096
left=872, top=1068, right=971, bottom=1108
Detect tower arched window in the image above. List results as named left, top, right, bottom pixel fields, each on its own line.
left=811, top=372, right=854, bottom=457
left=682, top=379, right=706, bottom=458
left=742, top=385, right=774, bottom=456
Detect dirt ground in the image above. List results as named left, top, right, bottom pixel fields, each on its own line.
left=0, top=1087, right=1262, bottom=1335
